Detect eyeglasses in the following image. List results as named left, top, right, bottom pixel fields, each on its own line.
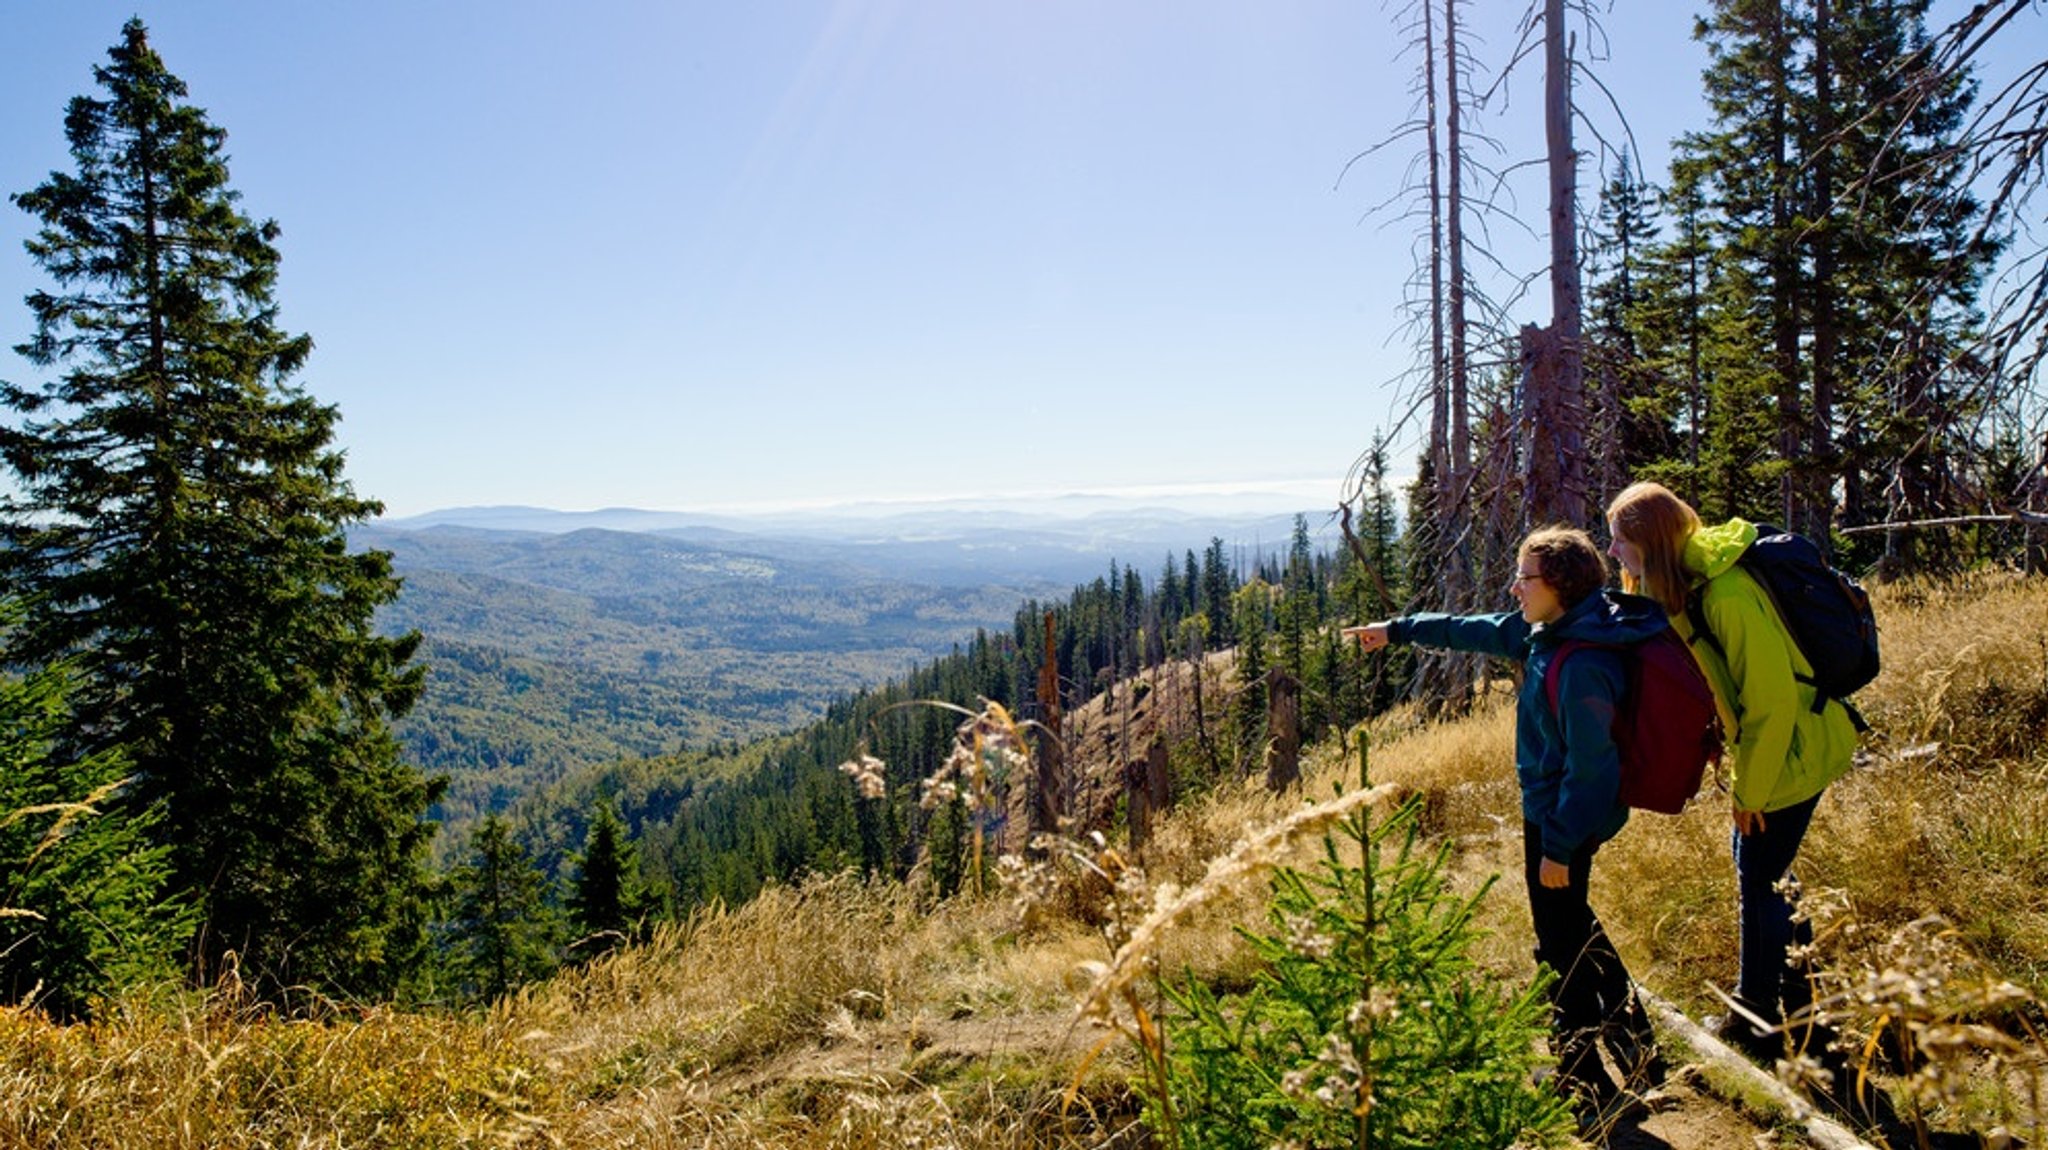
left=1512, top=571, right=1544, bottom=585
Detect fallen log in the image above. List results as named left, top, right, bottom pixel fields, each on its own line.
left=1637, top=986, right=1881, bottom=1150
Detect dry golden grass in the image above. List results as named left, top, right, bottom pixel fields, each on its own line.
left=1802, top=574, right=2048, bottom=990
left=2, top=573, right=2042, bottom=1147
left=0, top=983, right=547, bottom=1148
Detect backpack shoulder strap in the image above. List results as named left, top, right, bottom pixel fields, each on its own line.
left=1685, top=579, right=1731, bottom=667
left=1541, top=637, right=1607, bottom=714
left=1542, top=639, right=1580, bottom=713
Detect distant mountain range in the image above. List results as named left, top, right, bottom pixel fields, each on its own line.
left=356, top=501, right=1340, bottom=830
left=374, top=499, right=1341, bottom=587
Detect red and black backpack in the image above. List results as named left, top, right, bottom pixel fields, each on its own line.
left=1543, top=627, right=1724, bottom=815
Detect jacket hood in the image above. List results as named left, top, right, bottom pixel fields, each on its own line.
left=1684, top=518, right=1760, bottom=581
left=1542, top=587, right=1669, bottom=647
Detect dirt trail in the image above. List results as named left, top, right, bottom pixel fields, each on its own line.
left=746, top=1004, right=1843, bottom=1149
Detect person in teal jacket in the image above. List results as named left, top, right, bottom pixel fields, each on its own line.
left=1604, top=482, right=1858, bottom=1063
left=1348, top=526, right=1667, bottom=1126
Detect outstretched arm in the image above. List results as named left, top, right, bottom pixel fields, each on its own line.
left=1347, top=612, right=1531, bottom=661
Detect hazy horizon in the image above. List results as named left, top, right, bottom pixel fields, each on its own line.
left=374, top=478, right=1375, bottom=526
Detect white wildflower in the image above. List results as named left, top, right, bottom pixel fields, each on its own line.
left=836, top=753, right=889, bottom=799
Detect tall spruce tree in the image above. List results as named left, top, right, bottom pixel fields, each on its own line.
left=1628, top=174, right=1717, bottom=499
left=0, top=20, right=440, bottom=998
left=1584, top=157, right=1679, bottom=500
left=1672, top=0, right=1812, bottom=529
left=567, top=803, right=646, bottom=959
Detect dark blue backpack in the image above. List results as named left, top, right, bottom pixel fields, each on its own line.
left=1686, top=524, right=1880, bottom=730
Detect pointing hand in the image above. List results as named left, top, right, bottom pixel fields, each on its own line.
left=1343, top=623, right=1391, bottom=653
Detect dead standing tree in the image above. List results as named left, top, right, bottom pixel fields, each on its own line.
left=1262, top=668, right=1302, bottom=793
left=1436, top=0, right=1492, bottom=703
left=1839, top=2, right=2048, bottom=564
left=1124, top=739, right=1172, bottom=855
left=1029, top=610, right=1065, bottom=854
left=1511, top=0, right=1591, bottom=531
left=1865, top=1, right=2048, bottom=403
left=1352, top=0, right=1500, bottom=714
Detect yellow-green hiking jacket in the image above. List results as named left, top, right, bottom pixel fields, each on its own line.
left=1680, top=519, right=1859, bottom=812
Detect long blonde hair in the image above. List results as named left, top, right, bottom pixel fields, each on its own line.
left=1605, top=481, right=1700, bottom=615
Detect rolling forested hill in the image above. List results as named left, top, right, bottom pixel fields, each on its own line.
left=359, top=523, right=1052, bottom=831
left=356, top=504, right=1333, bottom=837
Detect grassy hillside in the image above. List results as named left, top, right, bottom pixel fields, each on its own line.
left=4, top=573, right=2043, bottom=1147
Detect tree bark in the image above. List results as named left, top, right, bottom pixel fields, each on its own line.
left=1030, top=610, right=1064, bottom=853
left=1263, top=670, right=1302, bottom=793
left=1808, top=0, right=1839, bottom=546
left=1765, top=0, right=1810, bottom=532
left=1541, top=0, right=1588, bottom=527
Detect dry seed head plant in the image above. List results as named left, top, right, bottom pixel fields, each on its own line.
left=840, top=697, right=1039, bottom=894
left=1778, top=884, right=2045, bottom=1146
left=1072, top=780, right=1395, bottom=1026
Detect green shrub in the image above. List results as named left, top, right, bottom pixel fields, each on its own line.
left=1156, top=799, right=1571, bottom=1149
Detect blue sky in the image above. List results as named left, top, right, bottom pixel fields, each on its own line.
left=4, top=3, right=1724, bottom=519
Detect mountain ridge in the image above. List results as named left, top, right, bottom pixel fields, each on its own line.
left=358, top=502, right=1340, bottom=837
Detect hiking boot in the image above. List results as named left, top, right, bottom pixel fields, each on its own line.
left=1602, top=1000, right=1668, bottom=1090
left=1569, top=1082, right=1649, bottom=1145
left=1706, top=1005, right=1780, bottom=1064
left=1549, top=1015, right=1633, bottom=1141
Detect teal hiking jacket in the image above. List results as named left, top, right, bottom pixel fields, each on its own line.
left=1389, top=589, right=1668, bottom=866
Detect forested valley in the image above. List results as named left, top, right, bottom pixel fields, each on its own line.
left=357, top=520, right=1071, bottom=842
left=2, top=3, right=2046, bottom=1147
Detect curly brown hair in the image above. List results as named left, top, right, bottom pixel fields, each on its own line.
left=1519, top=526, right=1609, bottom=609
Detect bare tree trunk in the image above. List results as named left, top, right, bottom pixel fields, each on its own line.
left=1030, top=610, right=1064, bottom=853
left=1125, top=756, right=1150, bottom=853
left=1425, top=0, right=1449, bottom=493
left=2030, top=446, right=2048, bottom=576
left=1425, top=0, right=1480, bottom=715
left=1126, top=740, right=1173, bottom=854
left=1808, top=0, right=1839, bottom=545
left=1541, top=0, right=1587, bottom=527
left=1146, top=739, right=1170, bottom=823
left=1263, top=670, right=1302, bottom=793
left=1518, top=0, right=1588, bottom=530
left=1186, top=623, right=1221, bottom=779
left=1683, top=193, right=1706, bottom=484
left=1765, top=0, right=1810, bottom=532
left=1521, top=323, right=1562, bottom=532
left=1446, top=0, right=1471, bottom=520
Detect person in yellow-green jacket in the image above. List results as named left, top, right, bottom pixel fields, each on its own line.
left=1603, top=482, right=1859, bottom=1065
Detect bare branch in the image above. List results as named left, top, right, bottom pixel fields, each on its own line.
left=1836, top=511, right=2048, bottom=536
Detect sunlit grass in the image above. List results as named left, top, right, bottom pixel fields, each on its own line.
left=1, top=573, right=2042, bottom=1146
left=0, top=984, right=547, bottom=1148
